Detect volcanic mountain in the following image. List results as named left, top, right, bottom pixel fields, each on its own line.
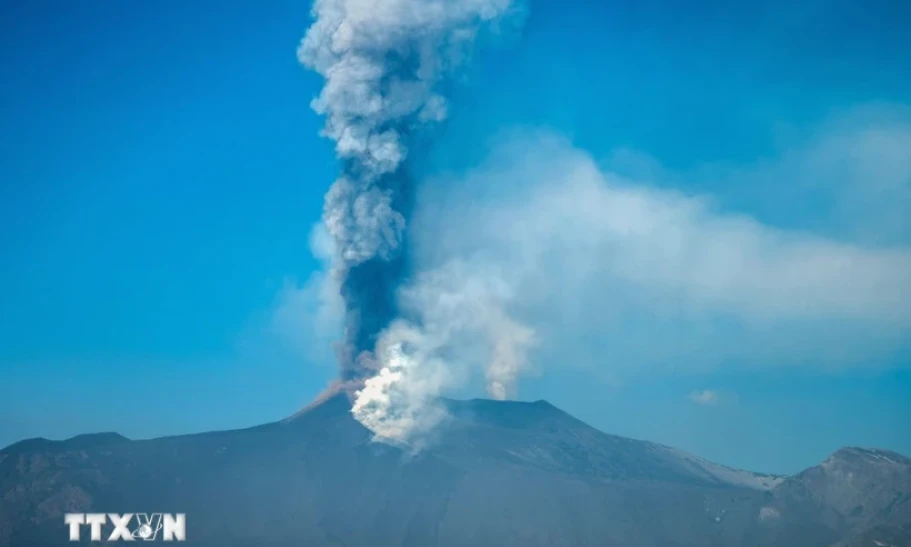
left=1, top=395, right=908, bottom=546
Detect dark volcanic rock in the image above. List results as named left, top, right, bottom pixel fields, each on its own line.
left=0, top=396, right=907, bottom=547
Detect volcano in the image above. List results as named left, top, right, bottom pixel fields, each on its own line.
left=1, top=396, right=908, bottom=546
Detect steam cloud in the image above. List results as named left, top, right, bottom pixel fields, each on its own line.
left=299, top=0, right=527, bottom=442
left=352, top=261, right=536, bottom=443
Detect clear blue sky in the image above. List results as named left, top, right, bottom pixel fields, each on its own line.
left=2, top=0, right=909, bottom=475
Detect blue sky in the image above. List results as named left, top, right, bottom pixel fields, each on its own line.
left=1, top=0, right=909, bottom=474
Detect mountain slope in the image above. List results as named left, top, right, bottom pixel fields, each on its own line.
left=770, top=447, right=911, bottom=547
left=0, top=396, right=907, bottom=547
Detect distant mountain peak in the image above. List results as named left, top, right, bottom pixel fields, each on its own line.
left=1, top=432, right=129, bottom=454
left=827, top=447, right=911, bottom=467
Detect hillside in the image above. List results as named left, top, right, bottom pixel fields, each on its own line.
left=0, top=395, right=907, bottom=546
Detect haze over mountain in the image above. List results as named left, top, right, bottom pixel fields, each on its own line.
left=1, top=396, right=908, bottom=547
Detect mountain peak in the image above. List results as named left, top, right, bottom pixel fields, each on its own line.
left=824, top=447, right=911, bottom=469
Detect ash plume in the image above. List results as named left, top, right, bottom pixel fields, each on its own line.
left=298, top=1, right=522, bottom=387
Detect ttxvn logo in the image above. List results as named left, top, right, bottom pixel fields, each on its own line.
left=64, top=513, right=186, bottom=542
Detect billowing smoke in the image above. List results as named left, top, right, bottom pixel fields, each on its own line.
left=296, top=1, right=911, bottom=446
left=299, top=0, right=527, bottom=441
left=352, top=261, right=536, bottom=443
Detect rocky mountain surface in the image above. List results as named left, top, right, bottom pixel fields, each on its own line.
left=0, top=395, right=907, bottom=546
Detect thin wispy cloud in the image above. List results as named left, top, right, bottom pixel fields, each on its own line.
left=689, top=390, right=720, bottom=406
left=654, top=103, right=911, bottom=246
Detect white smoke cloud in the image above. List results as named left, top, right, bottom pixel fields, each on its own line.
left=298, top=0, right=525, bottom=441
left=299, top=0, right=518, bottom=269
left=412, top=132, right=911, bottom=328
left=345, top=128, right=911, bottom=443
left=351, top=260, right=536, bottom=441
left=399, top=261, right=536, bottom=400
left=295, top=0, right=911, bottom=445
left=351, top=323, right=453, bottom=446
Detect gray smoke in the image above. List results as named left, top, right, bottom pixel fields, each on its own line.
left=298, top=0, right=521, bottom=384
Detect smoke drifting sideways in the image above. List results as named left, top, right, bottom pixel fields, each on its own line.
left=298, top=0, right=529, bottom=443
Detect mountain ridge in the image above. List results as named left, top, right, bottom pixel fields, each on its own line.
left=1, top=396, right=908, bottom=547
